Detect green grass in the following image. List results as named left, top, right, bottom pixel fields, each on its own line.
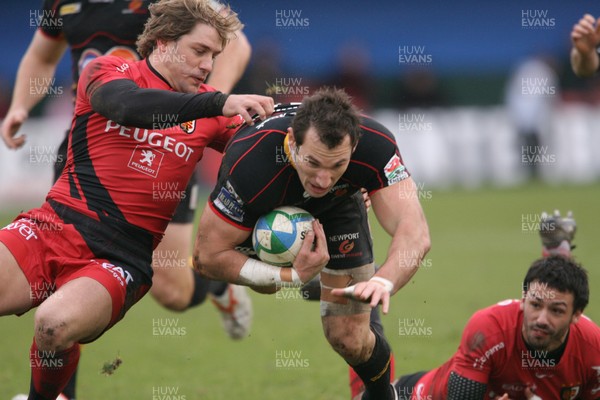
left=1, top=182, right=599, bottom=399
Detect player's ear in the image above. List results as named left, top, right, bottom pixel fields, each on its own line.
left=287, top=128, right=296, bottom=148
left=571, top=309, right=583, bottom=324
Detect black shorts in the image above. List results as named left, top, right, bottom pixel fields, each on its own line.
left=318, top=191, right=374, bottom=270
left=53, top=133, right=198, bottom=224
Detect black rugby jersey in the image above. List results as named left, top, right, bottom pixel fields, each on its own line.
left=209, top=108, right=411, bottom=230
left=39, top=0, right=154, bottom=94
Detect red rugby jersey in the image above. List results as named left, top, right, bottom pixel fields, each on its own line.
left=412, top=300, right=600, bottom=400
left=47, top=55, right=242, bottom=246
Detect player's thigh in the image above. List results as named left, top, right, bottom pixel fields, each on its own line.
left=0, top=241, right=32, bottom=315
left=320, top=263, right=374, bottom=343
left=153, top=222, right=194, bottom=269
left=151, top=222, right=194, bottom=297
left=34, top=276, right=113, bottom=346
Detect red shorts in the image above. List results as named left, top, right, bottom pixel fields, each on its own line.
left=0, top=201, right=152, bottom=336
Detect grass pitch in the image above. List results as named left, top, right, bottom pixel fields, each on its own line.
left=1, top=182, right=599, bottom=399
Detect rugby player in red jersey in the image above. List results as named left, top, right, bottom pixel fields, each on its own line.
left=0, top=0, right=273, bottom=398
left=387, top=211, right=600, bottom=400
left=3, top=1, right=254, bottom=397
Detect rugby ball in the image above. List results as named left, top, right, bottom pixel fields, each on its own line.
left=252, top=206, right=315, bottom=266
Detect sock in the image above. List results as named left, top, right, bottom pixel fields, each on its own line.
left=29, top=340, right=80, bottom=400
left=187, top=269, right=212, bottom=308
left=208, top=280, right=228, bottom=297
left=351, top=328, right=395, bottom=400
left=350, top=309, right=396, bottom=398
left=61, top=363, right=78, bottom=399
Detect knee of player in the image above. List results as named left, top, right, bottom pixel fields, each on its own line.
left=325, top=326, right=370, bottom=359
left=33, top=310, right=73, bottom=351
left=193, top=253, right=212, bottom=278
left=150, top=285, right=189, bottom=312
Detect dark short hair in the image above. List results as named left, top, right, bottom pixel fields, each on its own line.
left=523, top=256, right=589, bottom=313
left=291, top=87, right=361, bottom=149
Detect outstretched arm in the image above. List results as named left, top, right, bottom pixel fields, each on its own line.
left=1, top=30, right=67, bottom=149
left=331, top=177, right=431, bottom=313
left=570, top=14, right=600, bottom=77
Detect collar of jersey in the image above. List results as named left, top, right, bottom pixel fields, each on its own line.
left=144, top=58, right=174, bottom=90
left=283, top=134, right=297, bottom=170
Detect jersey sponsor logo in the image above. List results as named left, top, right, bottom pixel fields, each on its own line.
left=328, top=232, right=360, bottom=242
left=2, top=218, right=39, bottom=241
left=214, top=180, right=245, bottom=223
left=116, top=63, right=130, bottom=73
left=59, top=3, right=82, bottom=16
left=122, top=0, right=147, bottom=14
left=331, top=183, right=349, bottom=197
left=472, top=341, right=505, bottom=369
left=500, top=383, right=526, bottom=393
left=329, top=233, right=362, bottom=259
left=560, top=385, right=580, bottom=400
left=78, top=49, right=103, bottom=75
left=534, top=372, right=554, bottom=378
left=384, top=154, right=408, bottom=185
left=128, top=146, right=164, bottom=177
left=105, top=120, right=195, bottom=162
left=94, top=259, right=134, bottom=287
left=254, top=112, right=287, bottom=130
left=106, top=46, right=139, bottom=61
left=338, top=240, right=355, bottom=254
left=180, top=120, right=196, bottom=134
left=79, top=46, right=139, bottom=76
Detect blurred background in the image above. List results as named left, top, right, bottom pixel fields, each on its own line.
left=1, top=0, right=599, bottom=205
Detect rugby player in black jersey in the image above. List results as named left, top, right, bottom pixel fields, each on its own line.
left=195, top=88, right=431, bottom=400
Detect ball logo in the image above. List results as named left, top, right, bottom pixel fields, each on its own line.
left=253, top=206, right=315, bottom=266
left=339, top=240, right=354, bottom=254
left=299, top=229, right=309, bottom=240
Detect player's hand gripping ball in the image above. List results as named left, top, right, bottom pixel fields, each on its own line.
left=252, top=206, right=315, bottom=266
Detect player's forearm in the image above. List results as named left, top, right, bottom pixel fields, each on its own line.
left=194, top=248, right=298, bottom=290
left=208, top=31, right=251, bottom=93
left=8, top=49, right=59, bottom=116
left=571, top=46, right=599, bottom=77
left=90, top=79, right=228, bottom=128
left=378, top=219, right=430, bottom=293
left=193, top=246, right=247, bottom=283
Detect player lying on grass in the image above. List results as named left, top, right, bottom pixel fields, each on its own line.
left=194, top=88, right=430, bottom=400
left=368, top=211, right=600, bottom=400
left=0, top=0, right=273, bottom=398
